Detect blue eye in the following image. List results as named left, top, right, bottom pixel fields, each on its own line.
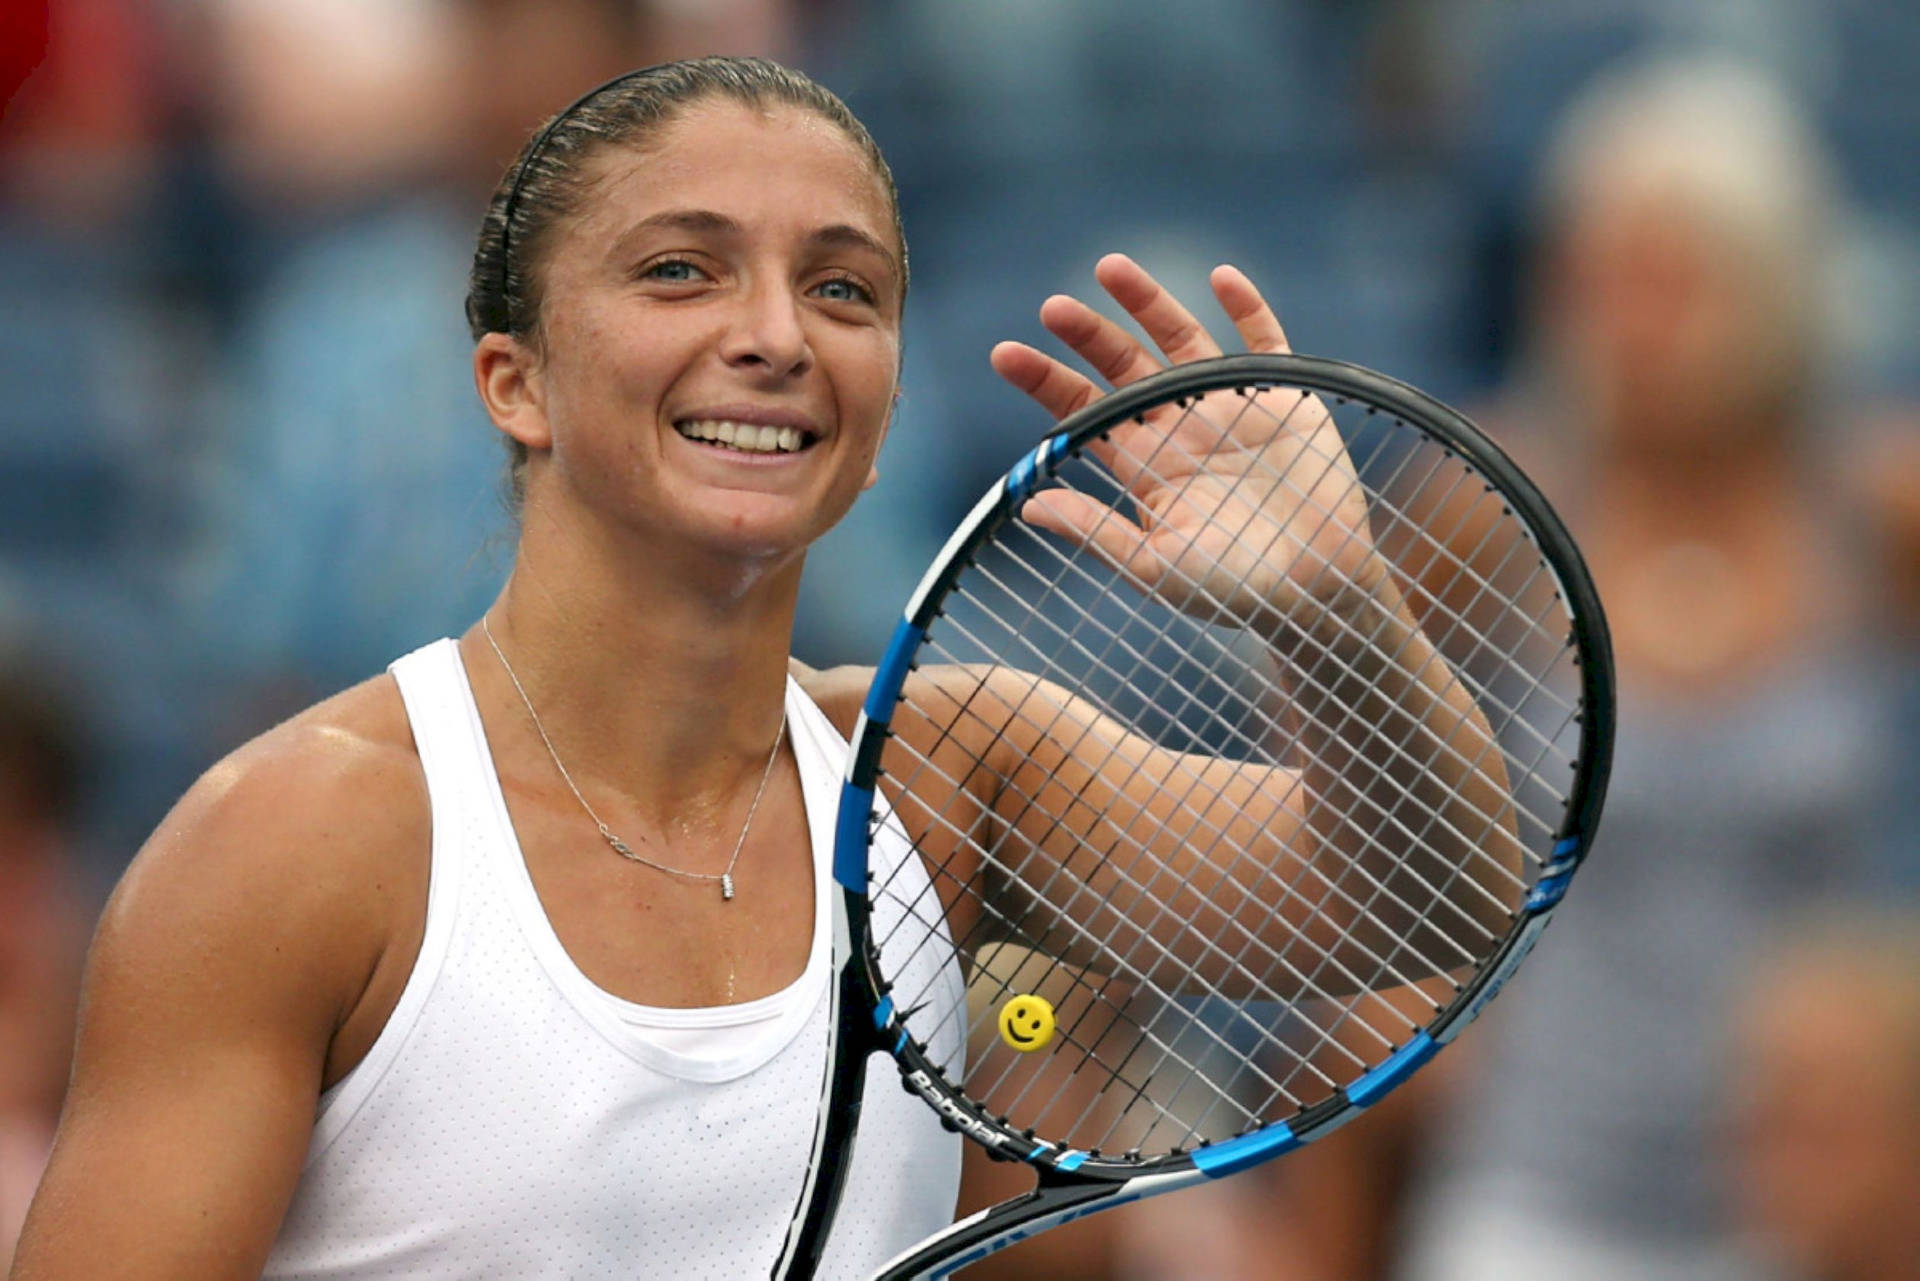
left=644, top=258, right=705, bottom=283
left=815, top=276, right=875, bottom=305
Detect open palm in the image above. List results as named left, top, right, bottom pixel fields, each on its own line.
left=991, top=256, right=1385, bottom=630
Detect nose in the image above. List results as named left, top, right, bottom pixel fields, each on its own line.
left=719, top=277, right=813, bottom=380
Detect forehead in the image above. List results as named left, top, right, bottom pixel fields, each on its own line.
left=563, top=100, right=897, bottom=259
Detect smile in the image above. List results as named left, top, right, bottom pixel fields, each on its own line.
left=674, top=419, right=817, bottom=454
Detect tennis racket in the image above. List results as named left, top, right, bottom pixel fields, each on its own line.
left=772, top=351, right=1613, bottom=1279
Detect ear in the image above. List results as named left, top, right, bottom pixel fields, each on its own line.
left=474, top=332, right=551, bottom=452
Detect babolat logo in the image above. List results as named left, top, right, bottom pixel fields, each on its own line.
left=906, top=1070, right=1009, bottom=1148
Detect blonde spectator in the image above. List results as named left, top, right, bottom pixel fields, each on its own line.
left=1400, top=56, right=1887, bottom=1281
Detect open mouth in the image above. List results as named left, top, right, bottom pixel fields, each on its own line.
left=673, top=419, right=818, bottom=455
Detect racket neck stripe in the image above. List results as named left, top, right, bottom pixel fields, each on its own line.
left=832, top=782, right=875, bottom=891
left=1189, top=1123, right=1302, bottom=1177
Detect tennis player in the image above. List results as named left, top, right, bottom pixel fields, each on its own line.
left=11, top=57, right=1508, bottom=1280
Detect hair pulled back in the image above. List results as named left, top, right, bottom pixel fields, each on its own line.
left=465, top=56, right=906, bottom=345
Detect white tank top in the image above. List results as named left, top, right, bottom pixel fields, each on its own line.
left=263, top=639, right=965, bottom=1280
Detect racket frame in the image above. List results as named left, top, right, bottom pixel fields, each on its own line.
left=772, top=353, right=1613, bottom=1280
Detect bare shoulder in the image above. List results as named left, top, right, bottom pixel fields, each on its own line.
left=790, top=658, right=873, bottom=741
left=127, top=673, right=423, bottom=905
left=99, top=673, right=427, bottom=1040
left=17, top=675, right=430, bottom=1279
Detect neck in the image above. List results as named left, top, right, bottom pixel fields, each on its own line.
left=468, top=499, right=802, bottom=825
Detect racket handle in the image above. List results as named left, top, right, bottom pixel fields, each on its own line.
left=772, top=966, right=876, bottom=1279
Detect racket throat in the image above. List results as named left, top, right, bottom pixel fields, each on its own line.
left=873, top=1179, right=1126, bottom=1280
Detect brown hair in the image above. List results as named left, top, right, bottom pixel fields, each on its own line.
left=465, top=55, right=906, bottom=345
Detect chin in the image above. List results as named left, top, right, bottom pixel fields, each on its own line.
left=667, top=496, right=838, bottom=565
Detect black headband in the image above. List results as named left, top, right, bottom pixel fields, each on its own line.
left=495, top=64, right=669, bottom=326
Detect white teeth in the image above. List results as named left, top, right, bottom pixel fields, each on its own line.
left=674, top=419, right=811, bottom=454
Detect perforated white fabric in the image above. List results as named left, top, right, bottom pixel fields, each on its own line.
left=263, top=639, right=963, bottom=1280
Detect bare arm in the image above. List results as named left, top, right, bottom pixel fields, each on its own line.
left=893, top=647, right=1509, bottom=1001
left=11, top=693, right=423, bottom=1281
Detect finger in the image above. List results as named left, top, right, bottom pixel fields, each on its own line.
left=990, top=340, right=1106, bottom=422
left=993, top=341, right=1144, bottom=494
left=1019, top=491, right=1155, bottom=584
left=1095, top=253, right=1224, bottom=365
left=1035, top=294, right=1164, bottom=389
left=1210, top=264, right=1291, bottom=354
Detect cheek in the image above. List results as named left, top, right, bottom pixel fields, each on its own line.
left=544, top=318, right=689, bottom=443
left=828, top=327, right=901, bottom=416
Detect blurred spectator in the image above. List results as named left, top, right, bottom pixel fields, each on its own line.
left=1, top=0, right=162, bottom=228
left=0, top=3, right=50, bottom=118
left=1725, top=909, right=1920, bottom=1281
left=199, top=0, right=463, bottom=212
left=646, top=0, right=808, bottom=67
left=1398, top=57, right=1890, bottom=1281
left=0, top=0, right=219, bottom=867
left=0, top=650, right=88, bottom=1270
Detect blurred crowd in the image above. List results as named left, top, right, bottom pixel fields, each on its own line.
left=2, top=0, right=1916, bottom=1278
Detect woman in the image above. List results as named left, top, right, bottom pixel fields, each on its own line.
left=12, top=58, right=1504, bottom=1280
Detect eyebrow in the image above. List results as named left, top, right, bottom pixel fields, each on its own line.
left=626, top=208, right=740, bottom=239
left=612, top=208, right=901, bottom=284
left=807, top=223, right=901, bottom=279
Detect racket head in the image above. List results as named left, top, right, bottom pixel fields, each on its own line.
left=837, top=352, right=1611, bottom=1194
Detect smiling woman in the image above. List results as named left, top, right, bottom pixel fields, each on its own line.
left=8, top=57, right=964, bottom=1281
left=473, top=96, right=904, bottom=568
left=464, top=58, right=908, bottom=513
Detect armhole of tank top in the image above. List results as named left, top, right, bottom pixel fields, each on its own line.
left=303, top=640, right=468, bottom=1166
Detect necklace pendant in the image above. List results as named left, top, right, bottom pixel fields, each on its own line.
left=608, top=836, right=635, bottom=860
left=721, top=873, right=735, bottom=901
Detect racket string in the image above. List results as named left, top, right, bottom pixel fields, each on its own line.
left=877, top=770, right=1371, bottom=1131
left=867, top=389, right=1587, bottom=1157
left=954, top=520, right=1535, bottom=961
left=879, top=672, right=1456, bottom=1041
left=890, top=626, right=1489, bottom=1090
left=898, top=556, right=1528, bottom=990
left=995, top=477, right=1561, bottom=862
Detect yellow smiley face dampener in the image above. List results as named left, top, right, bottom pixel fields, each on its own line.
left=997, top=995, right=1056, bottom=1052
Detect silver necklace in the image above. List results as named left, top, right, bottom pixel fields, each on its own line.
left=481, top=616, right=782, bottom=902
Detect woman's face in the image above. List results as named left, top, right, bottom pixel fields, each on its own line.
left=510, top=99, right=904, bottom=566
left=1544, top=187, right=1788, bottom=450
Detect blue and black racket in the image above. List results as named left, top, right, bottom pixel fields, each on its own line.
left=775, top=353, right=1613, bottom=1279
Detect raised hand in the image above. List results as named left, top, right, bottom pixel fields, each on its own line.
left=990, top=255, right=1390, bottom=634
